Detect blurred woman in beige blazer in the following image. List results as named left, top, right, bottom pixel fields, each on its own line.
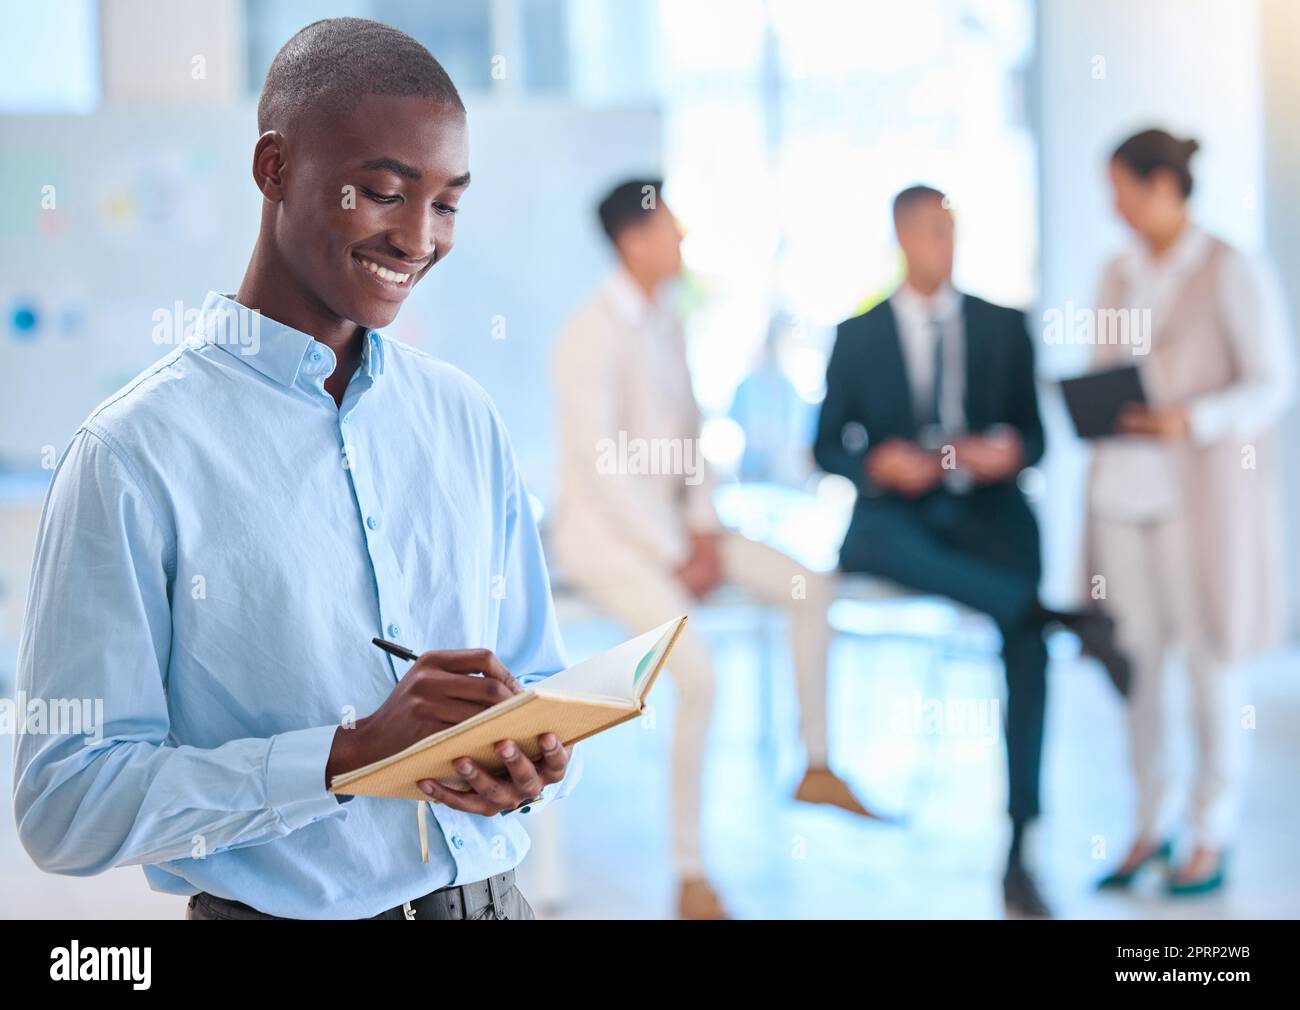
left=1087, top=129, right=1295, bottom=895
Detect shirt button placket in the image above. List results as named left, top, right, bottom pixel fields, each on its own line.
left=343, top=413, right=405, bottom=674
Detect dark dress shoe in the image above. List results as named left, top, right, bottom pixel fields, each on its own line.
left=1065, top=611, right=1132, bottom=698
left=1003, top=862, right=1053, bottom=918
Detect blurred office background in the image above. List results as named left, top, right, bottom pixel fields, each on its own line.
left=1, top=0, right=1297, bottom=918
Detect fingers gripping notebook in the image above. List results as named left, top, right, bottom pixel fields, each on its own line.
left=329, top=615, right=687, bottom=801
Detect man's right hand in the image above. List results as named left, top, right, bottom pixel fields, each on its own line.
left=675, top=531, right=723, bottom=599
left=325, top=649, right=522, bottom=786
left=866, top=438, right=944, bottom=497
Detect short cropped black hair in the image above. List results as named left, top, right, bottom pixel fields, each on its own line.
left=257, top=17, right=464, bottom=135
left=597, top=179, right=664, bottom=244
left=892, top=184, right=947, bottom=224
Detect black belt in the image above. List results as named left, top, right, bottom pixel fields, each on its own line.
left=191, top=869, right=517, bottom=920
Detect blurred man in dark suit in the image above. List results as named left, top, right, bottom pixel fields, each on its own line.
left=814, top=185, right=1128, bottom=918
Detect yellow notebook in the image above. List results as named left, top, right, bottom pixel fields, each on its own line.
left=329, top=615, right=687, bottom=802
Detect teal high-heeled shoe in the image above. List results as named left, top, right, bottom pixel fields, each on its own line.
left=1096, top=839, right=1174, bottom=890
left=1167, top=852, right=1228, bottom=896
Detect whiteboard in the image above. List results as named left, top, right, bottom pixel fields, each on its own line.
left=0, top=99, right=662, bottom=500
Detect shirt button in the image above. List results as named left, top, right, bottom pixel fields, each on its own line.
left=366, top=515, right=380, bottom=531
left=310, top=350, right=323, bottom=364
left=388, top=623, right=401, bottom=639
left=452, top=835, right=465, bottom=850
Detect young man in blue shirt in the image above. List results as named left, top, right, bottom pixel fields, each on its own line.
left=13, top=17, right=580, bottom=920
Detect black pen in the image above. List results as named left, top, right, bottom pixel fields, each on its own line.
left=372, top=637, right=419, bottom=662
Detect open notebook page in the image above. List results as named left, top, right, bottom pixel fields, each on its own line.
left=534, top=616, right=684, bottom=704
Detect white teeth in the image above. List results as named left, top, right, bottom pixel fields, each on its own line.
left=357, top=256, right=410, bottom=284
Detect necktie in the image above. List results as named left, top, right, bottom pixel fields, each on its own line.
left=928, top=313, right=945, bottom=429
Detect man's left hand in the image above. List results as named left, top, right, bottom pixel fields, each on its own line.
left=417, top=734, right=570, bottom=815
left=676, top=532, right=723, bottom=599
left=955, top=428, right=1025, bottom=484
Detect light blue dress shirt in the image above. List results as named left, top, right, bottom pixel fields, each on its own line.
left=12, top=291, right=582, bottom=919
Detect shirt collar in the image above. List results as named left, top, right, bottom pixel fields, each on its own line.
left=1120, top=221, right=1209, bottom=280
left=603, top=265, right=661, bottom=327
left=363, top=326, right=385, bottom=378
left=890, top=279, right=961, bottom=321
left=197, top=291, right=386, bottom=387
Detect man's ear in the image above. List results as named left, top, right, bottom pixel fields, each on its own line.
left=614, top=229, right=638, bottom=266
left=251, top=131, right=289, bottom=203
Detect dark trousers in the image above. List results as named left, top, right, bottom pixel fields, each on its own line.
left=185, top=868, right=534, bottom=920
left=840, top=489, right=1047, bottom=825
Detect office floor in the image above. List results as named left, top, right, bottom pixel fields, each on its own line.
left=2, top=605, right=1297, bottom=919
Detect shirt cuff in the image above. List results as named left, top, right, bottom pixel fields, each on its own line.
left=267, top=724, right=350, bottom=831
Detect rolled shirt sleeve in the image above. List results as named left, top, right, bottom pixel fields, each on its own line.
left=12, top=428, right=347, bottom=876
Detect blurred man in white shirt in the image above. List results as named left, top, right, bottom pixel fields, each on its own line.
left=550, top=179, right=877, bottom=920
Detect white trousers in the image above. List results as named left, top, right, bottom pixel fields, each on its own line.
left=558, top=530, right=832, bottom=877
left=1093, top=514, right=1250, bottom=848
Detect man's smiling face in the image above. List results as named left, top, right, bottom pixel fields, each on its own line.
left=282, top=93, right=470, bottom=330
